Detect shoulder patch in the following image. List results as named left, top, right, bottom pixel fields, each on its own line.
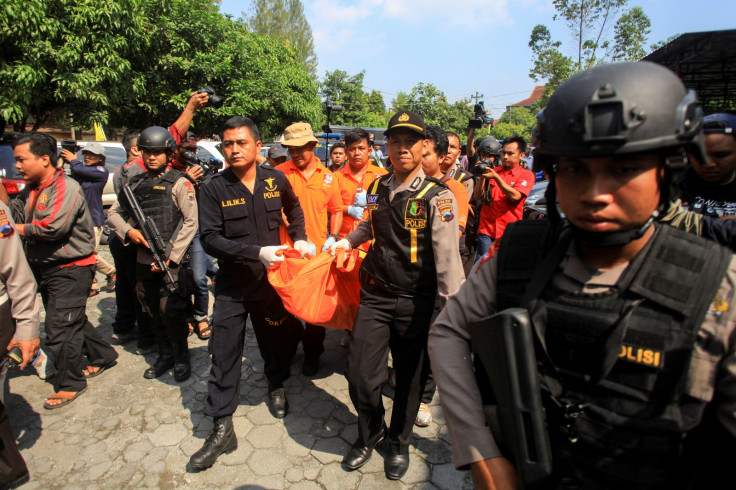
left=323, top=173, right=333, bottom=185
left=436, top=198, right=454, bottom=222
left=0, top=218, right=14, bottom=238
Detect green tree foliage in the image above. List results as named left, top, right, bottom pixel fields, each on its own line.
left=0, top=0, right=321, bottom=139
left=610, top=7, right=651, bottom=61
left=650, top=33, right=680, bottom=52
left=529, top=0, right=651, bottom=108
left=490, top=107, right=536, bottom=141
left=319, top=70, right=386, bottom=128
left=392, top=83, right=473, bottom=135
left=1, top=0, right=143, bottom=131
left=245, top=0, right=318, bottom=77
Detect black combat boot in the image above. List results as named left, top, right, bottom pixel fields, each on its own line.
left=188, top=415, right=237, bottom=471
left=143, top=342, right=174, bottom=379
left=173, top=342, right=191, bottom=382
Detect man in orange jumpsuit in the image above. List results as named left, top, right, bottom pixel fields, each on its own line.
left=277, top=122, right=343, bottom=376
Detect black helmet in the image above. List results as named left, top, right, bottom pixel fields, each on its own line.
left=138, top=126, right=176, bottom=153
left=535, top=61, right=705, bottom=247
left=477, top=136, right=501, bottom=157
left=534, top=61, right=705, bottom=163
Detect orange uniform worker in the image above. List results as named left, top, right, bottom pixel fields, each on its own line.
left=276, top=122, right=343, bottom=376
left=334, top=128, right=389, bottom=248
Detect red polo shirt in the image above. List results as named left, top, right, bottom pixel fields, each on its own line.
left=477, top=165, right=535, bottom=240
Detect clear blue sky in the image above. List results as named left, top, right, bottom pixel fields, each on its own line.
left=219, top=0, right=734, bottom=117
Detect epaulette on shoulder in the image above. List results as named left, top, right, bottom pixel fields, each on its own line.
left=424, top=176, right=448, bottom=188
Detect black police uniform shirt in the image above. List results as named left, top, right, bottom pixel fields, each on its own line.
left=198, top=165, right=307, bottom=302
left=681, top=166, right=736, bottom=217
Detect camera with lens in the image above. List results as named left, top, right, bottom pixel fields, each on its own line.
left=472, top=158, right=501, bottom=176
left=58, top=139, right=82, bottom=174
left=469, top=101, right=494, bottom=129
left=180, top=150, right=223, bottom=182
left=59, top=139, right=81, bottom=158
left=197, top=86, right=224, bottom=109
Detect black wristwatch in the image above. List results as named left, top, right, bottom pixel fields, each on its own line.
left=330, top=234, right=339, bottom=241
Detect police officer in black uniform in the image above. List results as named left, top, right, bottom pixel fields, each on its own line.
left=188, top=116, right=309, bottom=471
left=331, top=111, right=465, bottom=480
left=108, top=127, right=198, bottom=382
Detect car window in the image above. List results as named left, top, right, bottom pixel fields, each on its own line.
left=0, top=145, right=21, bottom=179
left=197, top=147, right=217, bottom=161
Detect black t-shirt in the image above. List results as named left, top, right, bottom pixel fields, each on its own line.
left=680, top=167, right=736, bottom=217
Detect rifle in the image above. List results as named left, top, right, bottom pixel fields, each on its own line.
left=123, top=183, right=177, bottom=296
left=468, top=308, right=553, bottom=489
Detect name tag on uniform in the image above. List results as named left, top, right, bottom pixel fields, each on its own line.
left=404, top=198, right=427, bottom=229
left=618, top=344, right=662, bottom=368
left=152, top=185, right=167, bottom=190
left=221, top=198, right=246, bottom=207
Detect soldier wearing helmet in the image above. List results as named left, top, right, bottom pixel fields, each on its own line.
left=108, top=126, right=199, bottom=383
left=429, top=62, right=736, bottom=489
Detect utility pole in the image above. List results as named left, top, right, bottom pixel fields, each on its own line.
left=470, top=92, right=484, bottom=105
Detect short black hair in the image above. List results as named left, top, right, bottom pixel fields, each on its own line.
left=503, top=135, right=527, bottom=155
left=330, top=141, right=346, bottom=154
left=13, top=132, right=57, bottom=162
left=445, top=131, right=460, bottom=144
left=425, top=125, right=449, bottom=156
left=122, top=129, right=141, bottom=156
left=344, top=128, right=370, bottom=147
left=220, top=116, right=261, bottom=143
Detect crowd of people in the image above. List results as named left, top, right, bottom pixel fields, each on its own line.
left=0, top=60, right=735, bottom=488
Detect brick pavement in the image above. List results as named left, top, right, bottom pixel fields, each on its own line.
left=5, top=246, right=472, bottom=489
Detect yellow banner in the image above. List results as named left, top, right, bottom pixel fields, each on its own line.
left=93, top=122, right=106, bottom=141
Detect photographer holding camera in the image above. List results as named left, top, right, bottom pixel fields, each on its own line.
left=472, top=135, right=535, bottom=262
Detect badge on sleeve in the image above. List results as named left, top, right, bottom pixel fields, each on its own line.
left=0, top=219, right=14, bottom=238
left=435, top=198, right=454, bottom=222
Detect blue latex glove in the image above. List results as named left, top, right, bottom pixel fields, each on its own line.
left=321, top=236, right=336, bottom=252
left=348, top=205, right=365, bottom=220
left=307, top=242, right=317, bottom=256
left=353, top=190, right=367, bottom=207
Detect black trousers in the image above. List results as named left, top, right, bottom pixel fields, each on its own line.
left=205, top=289, right=302, bottom=417
left=135, top=264, right=189, bottom=347
left=347, top=283, right=435, bottom=454
left=109, top=235, right=154, bottom=347
left=302, top=323, right=325, bottom=358
left=38, top=264, right=118, bottom=392
left=0, top=399, right=27, bottom=485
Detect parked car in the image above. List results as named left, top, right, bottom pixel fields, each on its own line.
left=523, top=180, right=551, bottom=220
left=0, top=134, right=25, bottom=198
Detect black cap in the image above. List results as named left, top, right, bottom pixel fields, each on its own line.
left=268, top=147, right=288, bottom=159
left=384, top=111, right=425, bottom=137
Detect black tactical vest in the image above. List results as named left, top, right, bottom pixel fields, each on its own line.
left=127, top=169, right=185, bottom=254
left=361, top=175, right=446, bottom=297
left=496, top=220, right=732, bottom=489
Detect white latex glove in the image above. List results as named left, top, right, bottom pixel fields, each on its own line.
left=322, top=236, right=336, bottom=252
left=347, top=205, right=365, bottom=220
left=258, top=245, right=287, bottom=268
left=293, top=240, right=310, bottom=257
left=329, top=238, right=352, bottom=256
left=353, top=190, right=367, bottom=207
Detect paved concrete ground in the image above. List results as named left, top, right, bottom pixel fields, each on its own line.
left=5, top=246, right=473, bottom=489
